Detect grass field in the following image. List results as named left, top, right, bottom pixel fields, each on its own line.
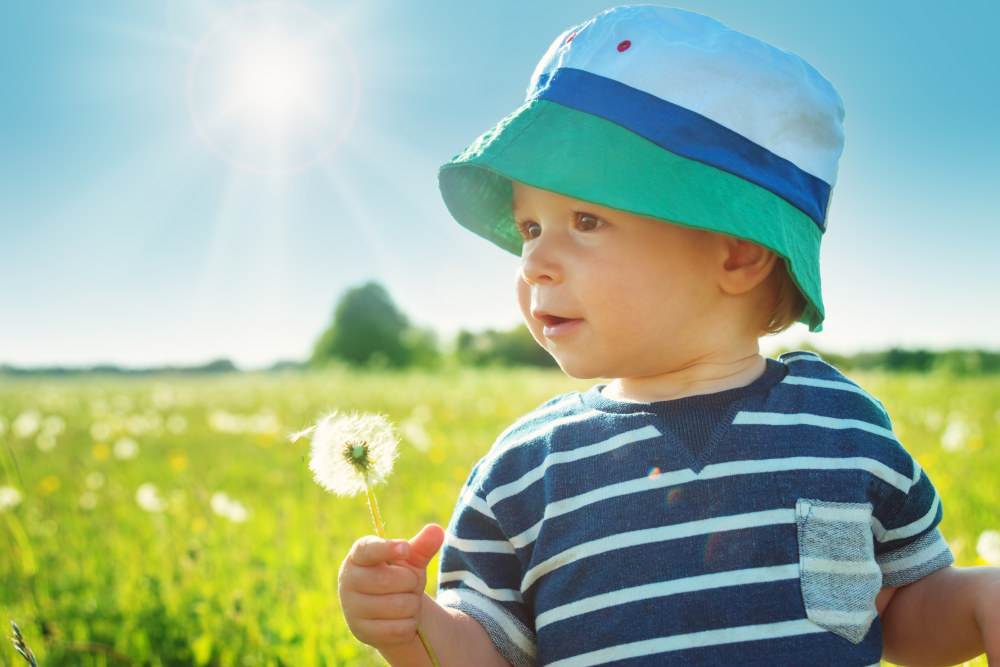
left=1, top=366, right=997, bottom=665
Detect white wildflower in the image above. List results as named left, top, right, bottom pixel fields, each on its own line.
left=85, top=472, right=105, bottom=490
left=940, top=417, right=975, bottom=452
left=400, top=413, right=431, bottom=452
left=305, top=411, right=398, bottom=496
left=36, top=434, right=57, bottom=452
left=90, top=421, right=112, bottom=442
left=977, top=530, right=1000, bottom=565
left=208, top=409, right=242, bottom=434
left=210, top=492, right=250, bottom=523
left=12, top=411, right=41, bottom=439
left=42, top=415, right=65, bottom=437
left=0, top=485, right=23, bottom=512
left=79, top=492, right=99, bottom=510
left=114, top=437, right=140, bottom=460
left=152, top=383, right=175, bottom=410
left=135, top=483, right=167, bottom=512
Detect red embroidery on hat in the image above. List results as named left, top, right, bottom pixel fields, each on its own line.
left=617, top=40, right=631, bottom=52
left=565, top=31, right=577, bottom=44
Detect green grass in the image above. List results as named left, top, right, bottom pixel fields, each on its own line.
left=0, top=367, right=996, bottom=665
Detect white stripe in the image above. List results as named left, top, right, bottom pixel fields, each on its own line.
left=455, top=487, right=496, bottom=520
left=910, top=457, right=923, bottom=486
left=437, top=588, right=536, bottom=658
left=547, top=619, right=825, bottom=667
left=486, top=425, right=661, bottom=506
left=733, top=411, right=899, bottom=442
left=488, top=407, right=600, bottom=464
left=536, top=564, right=799, bottom=630
left=458, top=405, right=602, bottom=521
left=800, top=557, right=881, bottom=576
left=509, top=467, right=698, bottom=548
left=456, top=401, right=594, bottom=521
left=780, top=376, right=888, bottom=415
left=443, top=533, right=516, bottom=554
left=871, top=495, right=941, bottom=543
left=438, top=571, right=523, bottom=602
left=494, top=393, right=580, bottom=443
left=507, top=455, right=911, bottom=549
left=521, top=509, right=795, bottom=592
left=878, top=538, right=951, bottom=575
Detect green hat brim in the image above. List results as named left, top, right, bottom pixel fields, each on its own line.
left=439, top=100, right=824, bottom=331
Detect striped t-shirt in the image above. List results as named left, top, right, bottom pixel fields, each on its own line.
left=437, top=352, right=954, bottom=666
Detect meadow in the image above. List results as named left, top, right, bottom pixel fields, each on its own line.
left=1, top=366, right=997, bottom=666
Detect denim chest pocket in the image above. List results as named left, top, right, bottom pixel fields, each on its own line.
left=795, top=499, right=882, bottom=644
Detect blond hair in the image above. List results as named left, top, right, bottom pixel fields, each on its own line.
left=761, top=258, right=807, bottom=336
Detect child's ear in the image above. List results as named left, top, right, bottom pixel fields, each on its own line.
left=718, top=239, right=778, bottom=295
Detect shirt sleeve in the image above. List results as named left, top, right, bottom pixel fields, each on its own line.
left=437, top=480, right=537, bottom=667
left=872, top=457, right=954, bottom=588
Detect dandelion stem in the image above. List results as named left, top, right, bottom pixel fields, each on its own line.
left=363, top=482, right=441, bottom=667
left=365, top=484, right=386, bottom=538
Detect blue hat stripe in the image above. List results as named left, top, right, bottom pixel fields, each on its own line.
left=533, top=67, right=831, bottom=231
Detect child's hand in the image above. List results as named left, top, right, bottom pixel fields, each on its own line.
left=338, top=524, right=445, bottom=649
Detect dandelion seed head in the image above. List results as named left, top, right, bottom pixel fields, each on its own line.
left=289, top=424, right=316, bottom=443
left=306, top=411, right=398, bottom=496
left=345, top=441, right=371, bottom=471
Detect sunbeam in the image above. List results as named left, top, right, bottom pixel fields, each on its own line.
left=186, top=2, right=359, bottom=175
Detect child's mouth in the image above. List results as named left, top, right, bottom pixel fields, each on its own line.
left=537, top=313, right=582, bottom=338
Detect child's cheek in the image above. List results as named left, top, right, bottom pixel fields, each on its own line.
left=515, top=275, right=546, bottom=347
left=515, top=272, right=531, bottom=317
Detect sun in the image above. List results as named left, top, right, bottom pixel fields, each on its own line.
left=187, top=3, right=359, bottom=175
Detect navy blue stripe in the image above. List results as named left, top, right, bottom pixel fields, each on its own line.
left=532, top=68, right=830, bottom=231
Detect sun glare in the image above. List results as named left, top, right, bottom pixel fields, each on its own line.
left=225, top=41, right=323, bottom=128
left=187, top=3, right=359, bottom=175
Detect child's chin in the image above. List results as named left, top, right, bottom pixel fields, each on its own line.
left=553, top=358, right=604, bottom=381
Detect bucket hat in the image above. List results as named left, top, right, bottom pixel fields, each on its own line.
left=438, top=5, right=845, bottom=331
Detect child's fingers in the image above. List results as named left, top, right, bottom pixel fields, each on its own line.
left=341, top=561, right=420, bottom=595
left=406, top=523, right=445, bottom=570
left=349, top=617, right=420, bottom=648
left=347, top=591, right=422, bottom=621
left=347, top=535, right=411, bottom=566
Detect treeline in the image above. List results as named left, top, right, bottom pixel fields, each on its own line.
left=788, top=345, right=1000, bottom=376
left=3, top=282, right=998, bottom=376
left=0, top=359, right=240, bottom=377
left=309, top=282, right=556, bottom=370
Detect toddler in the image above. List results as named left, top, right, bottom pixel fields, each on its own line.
left=338, top=6, right=999, bottom=665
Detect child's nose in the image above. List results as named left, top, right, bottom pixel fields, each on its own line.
left=519, top=236, right=562, bottom=285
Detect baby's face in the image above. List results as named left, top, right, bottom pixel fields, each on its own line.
left=512, top=181, right=724, bottom=381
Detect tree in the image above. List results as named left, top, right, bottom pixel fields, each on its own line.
left=312, top=282, right=420, bottom=367
left=455, top=325, right=557, bottom=368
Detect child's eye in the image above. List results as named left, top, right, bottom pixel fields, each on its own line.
left=516, top=220, right=542, bottom=240
left=575, top=214, right=606, bottom=232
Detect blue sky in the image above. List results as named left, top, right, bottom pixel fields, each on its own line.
left=1, top=1, right=998, bottom=368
